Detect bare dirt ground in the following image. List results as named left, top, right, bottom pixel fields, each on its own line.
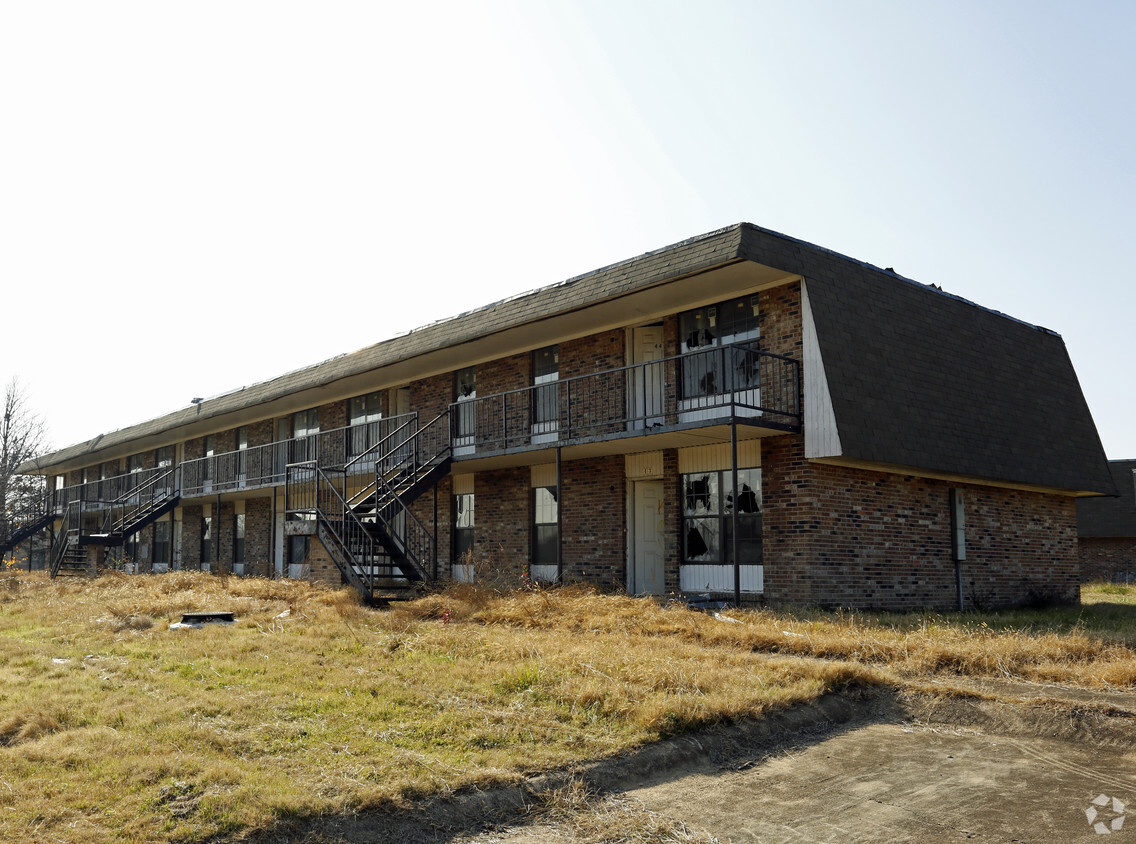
left=271, top=684, right=1136, bottom=843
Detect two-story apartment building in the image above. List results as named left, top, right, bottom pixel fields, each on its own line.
left=8, top=223, right=1116, bottom=609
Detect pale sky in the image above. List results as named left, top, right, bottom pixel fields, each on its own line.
left=2, top=1, right=1133, bottom=460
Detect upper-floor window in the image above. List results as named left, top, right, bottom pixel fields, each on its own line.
left=679, top=295, right=761, bottom=402
left=532, top=346, right=559, bottom=430
left=237, top=426, right=248, bottom=483
left=291, top=409, right=319, bottom=463
left=292, top=409, right=319, bottom=438
left=455, top=366, right=476, bottom=441
left=156, top=446, right=173, bottom=469
left=348, top=391, right=383, bottom=457
left=203, top=435, right=215, bottom=481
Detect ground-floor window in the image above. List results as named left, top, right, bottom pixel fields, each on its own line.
left=233, top=513, right=245, bottom=566
left=288, top=535, right=309, bottom=565
left=453, top=493, right=474, bottom=562
left=201, top=516, right=213, bottom=567
left=532, top=487, right=558, bottom=567
left=154, top=521, right=170, bottom=566
left=682, top=468, right=762, bottom=564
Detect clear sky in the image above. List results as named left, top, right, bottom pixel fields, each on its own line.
left=2, top=1, right=1133, bottom=460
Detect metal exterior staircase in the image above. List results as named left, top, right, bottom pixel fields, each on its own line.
left=287, top=410, right=452, bottom=602
left=0, top=506, right=53, bottom=556
left=49, top=501, right=85, bottom=577
left=49, top=469, right=180, bottom=578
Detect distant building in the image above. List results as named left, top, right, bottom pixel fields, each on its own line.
left=7, top=223, right=1116, bottom=609
left=1077, top=460, right=1136, bottom=582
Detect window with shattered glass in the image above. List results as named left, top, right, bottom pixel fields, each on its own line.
left=679, top=295, right=761, bottom=400
left=682, top=468, right=762, bottom=563
left=454, top=493, right=474, bottom=562
left=533, top=486, right=558, bottom=566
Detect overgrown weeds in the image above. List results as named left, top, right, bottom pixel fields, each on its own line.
left=0, top=572, right=1129, bottom=843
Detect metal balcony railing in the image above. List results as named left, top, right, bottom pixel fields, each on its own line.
left=450, top=341, right=800, bottom=455
left=46, top=344, right=799, bottom=516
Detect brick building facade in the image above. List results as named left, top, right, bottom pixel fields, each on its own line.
left=10, top=224, right=1115, bottom=609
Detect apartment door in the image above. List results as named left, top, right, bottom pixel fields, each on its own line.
left=631, top=480, right=665, bottom=595
left=630, top=325, right=664, bottom=429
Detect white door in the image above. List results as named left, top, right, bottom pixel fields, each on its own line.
left=632, top=480, right=666, bottom=595
left=630, top=326, right=664, bottom=429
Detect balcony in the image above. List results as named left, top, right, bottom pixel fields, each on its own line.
left=451, top=342, right=800, bottom=468
left=52, top=343, right=799, bottom=507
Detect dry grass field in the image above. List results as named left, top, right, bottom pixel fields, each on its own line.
left=0, top=568, right=1133, bottom=843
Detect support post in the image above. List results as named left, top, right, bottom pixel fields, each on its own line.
left=556, top=446, right=563, bottom=583
left=731, top=419, right=740, bottom=607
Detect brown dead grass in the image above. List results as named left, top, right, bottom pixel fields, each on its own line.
left=0, top=573, right=1130, bottom=844
left=399, top=583, right=1136, bottom=690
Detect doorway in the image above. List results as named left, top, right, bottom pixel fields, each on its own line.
left=631, top=479, right=665, bottom=595
left=629, top=325, right=664, bottom=429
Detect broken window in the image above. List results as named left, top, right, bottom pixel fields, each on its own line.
left=453, top=493, right=474, bottom=562
left=682, top=468, right=762, bottom=564
left=679, top=295, right=761, bottom=400
left=201, top=515, right=213, bottom=567
left=455, top=366, right=477, bottom=441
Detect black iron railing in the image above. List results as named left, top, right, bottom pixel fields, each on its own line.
left=450, top=341, right=799, bottom=454
left=49, top=501, right=80, bottom=577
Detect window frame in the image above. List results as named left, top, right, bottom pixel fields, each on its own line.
left=681, top=468, right=762, bottom=565
left=532, top=486, right=559, bottom=568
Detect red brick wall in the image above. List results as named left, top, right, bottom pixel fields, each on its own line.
left=561, top=456, right=626, bottom=589
left=308, top=536, right=345, bottom=587
left=1079, top=537, right=1136, bottom=582
left=762, top=435, right=1079, bottom=610
left=560, top=329, right=626, bottom=379
left=472, top=468, right=530, bottom=576
left=759, top=281, right=803, bottom=360
left=410, top=373, right=452, bottom=421
left=180, top=505, right=203, bottom=568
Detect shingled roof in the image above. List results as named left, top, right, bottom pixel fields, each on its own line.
left=1078, top=460, right=1136, bottom=536
left=20, top=223, right=1116, bottom=495
left=732, top=225, right=1115, bottom=495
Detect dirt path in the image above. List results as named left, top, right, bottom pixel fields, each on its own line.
left=270, top=683, right=1136, bottom=843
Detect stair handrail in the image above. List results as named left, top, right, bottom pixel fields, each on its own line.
left=342, top=415, right=419, bottom=511
left=286, top=461, right=379, bottom=598
left=367, top=410, right=452, bottom=580
left=370, top=410, right=452, bottom=514
left=49, top=501, right=79, bottom=578
left=0, top=490, right=52, bottom=553
left=110, top=467, right=177, bottom=536
left=343, top=413, right=418, bottom=474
